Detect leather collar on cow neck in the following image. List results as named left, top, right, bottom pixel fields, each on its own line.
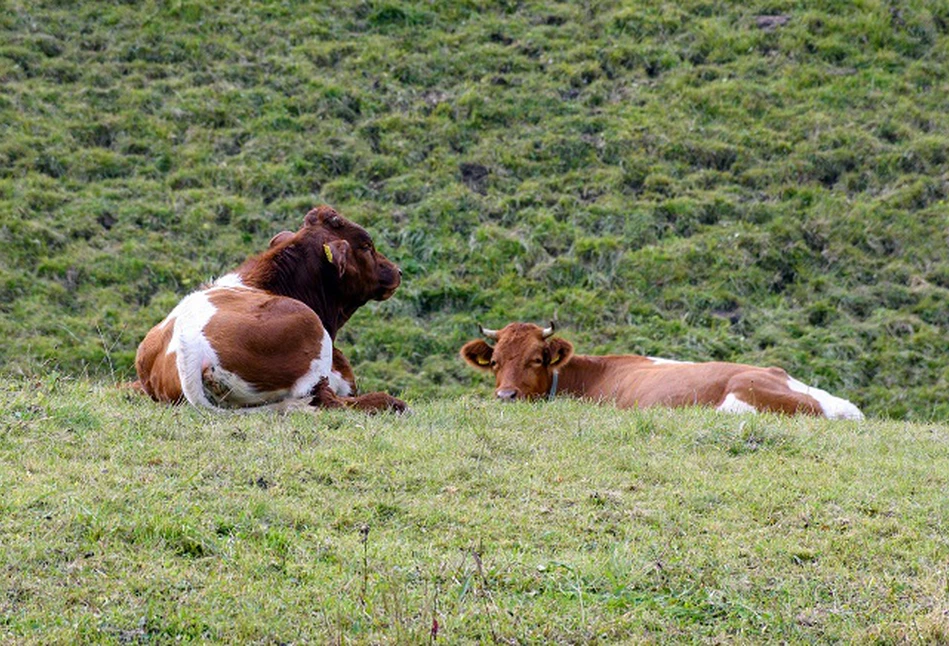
left=547, top=371, right=560, bottom=400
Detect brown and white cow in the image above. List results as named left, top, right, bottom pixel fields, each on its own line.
left=461, top=322, right=863, bottom=419
left=133, top=206, right=407, bottom=413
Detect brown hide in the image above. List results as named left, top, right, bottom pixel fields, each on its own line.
left=461, top=322, right=837, bottom=417
left=201, top=289, right=325, bottom=393
left=556, top=356, right=822, bottom=415
left=135, top=316, right=183, bottom=402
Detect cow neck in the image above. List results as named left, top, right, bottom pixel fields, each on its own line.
left=332, top=302, right=364, bottom=339
left=286, top=280, right=345, bottom=340
left=551, top=355, right=610, bottom=396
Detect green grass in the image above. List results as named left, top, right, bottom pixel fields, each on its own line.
left=4, top=3, right=949, bottom=641
left=3, top=375, right=949, bottom=643
left=2, top=0, right=949, bottom=418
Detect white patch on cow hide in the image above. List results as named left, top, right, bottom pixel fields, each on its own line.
left=717, top=393, right=758, bottom=414
left=290, top=328, right=335, bottom=398
left=214, top=273, right=245, bottom=288
left=787, top=377, right=864, bottom=420
left=648, top=356, right=694, bottom=365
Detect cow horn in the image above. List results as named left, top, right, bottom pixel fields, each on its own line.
left=541, top=321, right=556, bottom=339
left=479, top=324, right=499, bottom=340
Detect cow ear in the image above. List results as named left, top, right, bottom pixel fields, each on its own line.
left=305, top=205, right=342, bottom=228
left=546, top=337, right=574, bottom=367
left=460, top=340, right=494, bottom=370
left=323, top=239, right=351, bottom=277
left=269, top=230, right=294, bottom=248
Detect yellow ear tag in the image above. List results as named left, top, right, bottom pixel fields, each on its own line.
left=323, top=243, right=334, bottom=263
left=477, top=357, right=490, bottom=366
left=550, top=354, right=561, bottom=366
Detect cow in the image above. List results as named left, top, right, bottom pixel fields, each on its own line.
left=460, top=322, right=863, bottom=419
left=133, top=205, right=407, bottom=413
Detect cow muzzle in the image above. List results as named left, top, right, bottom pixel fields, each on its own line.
left=495, top=388, right=520, bottom=401
left=376, top=265, right=401, bottom=300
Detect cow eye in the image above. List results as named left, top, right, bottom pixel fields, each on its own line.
left=490, top=360, right=498, bottom=368
left=531, top=358, right=543, bottom=366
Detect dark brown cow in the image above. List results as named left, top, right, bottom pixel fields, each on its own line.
left=461, top=322, right=863, bottom=419
left=134, top=206, right=406, bottom=413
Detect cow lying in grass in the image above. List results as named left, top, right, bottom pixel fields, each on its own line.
left=461, top=322, right=863, bottom=419
left=133, top=206, right=407, bottom=413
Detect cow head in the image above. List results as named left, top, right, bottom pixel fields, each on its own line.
left=460, top=322, right=574, bottom=401
left=248, top=205, right=401, bottom=302
left=302, top=206, right=402, bottom=302
left=238, top=206, right=401, bottom=339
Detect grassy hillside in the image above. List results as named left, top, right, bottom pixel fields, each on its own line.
left=2, top=0, right=949, bottom=419
left=3, top=375, right=949, bottom=642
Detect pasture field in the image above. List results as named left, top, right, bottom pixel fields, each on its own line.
left=2, top=375, right=948, bottom=643
left=3, top=1, right=949, bottom=419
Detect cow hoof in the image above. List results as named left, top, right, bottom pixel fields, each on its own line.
left=392, top=401, right=412, bottom=416
left=383, top=395, right=410, bottom=415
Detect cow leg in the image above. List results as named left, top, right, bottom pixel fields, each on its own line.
left=723, top=371, right=823, bottom=416
left=345, top=392, right=410, bottom=413
left=309, top=378, right=408, bottom=414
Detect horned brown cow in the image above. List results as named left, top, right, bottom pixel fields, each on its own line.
left=461, top=322, right=863, bottom=419
left=133, top=206, right=407, bottom=413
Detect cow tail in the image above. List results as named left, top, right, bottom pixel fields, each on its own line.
left=174, top=322, right=222, bottom=411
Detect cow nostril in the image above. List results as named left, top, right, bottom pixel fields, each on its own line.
left=397, top=267, right=403, bottom=277
left=496, top=388, right=518, bottom=401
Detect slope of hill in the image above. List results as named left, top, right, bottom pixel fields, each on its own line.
left=2, top=1, right=949, bottom=418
